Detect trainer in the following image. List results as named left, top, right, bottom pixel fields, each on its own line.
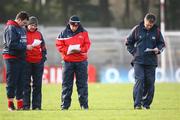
left=2, top=11, right=32, bottom=111
left=125, top=13, right=166, bottom=109
left=56, top=15, right=91, bottom=110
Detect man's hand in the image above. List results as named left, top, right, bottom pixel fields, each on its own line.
left=27, top=45, right=34, bottom=50
left=153, top=47, right=159, bottom=54
left=70, top=49, right=80, bottom=54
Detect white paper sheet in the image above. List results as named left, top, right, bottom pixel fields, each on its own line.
left=144, top=48, right=155, bottom=52
left=32, top=39, right=42, bottom=47
left=67, top=44, right=80, bottom=55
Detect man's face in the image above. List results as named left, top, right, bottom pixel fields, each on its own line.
left=27, top=24, right=37, bottom=32
left=144, top=19, right=155, bottom=30
left=69, top=22, right=79, bottom=32
left=17, top=18, right=28, bottom=27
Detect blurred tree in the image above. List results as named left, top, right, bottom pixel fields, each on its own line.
left=60, top=0, right=70, bottom=23
left=99, top=0, right=111, bottom=26
left=0, top=0, right=179, bottom=29
left=42, top=0, right=61, bottom=25
left=27, top=0, right=42, bottom=16
left=140, top=0, right=150, bottom=17
left=165, top=0, right=180, bottom=30
left=60, top=0, right=100, bottom=26
left=134, top=0, right=150, bottom=18
left=0, top=0, right=27, bottom=22
left=122, top=0, right=130, bottom=28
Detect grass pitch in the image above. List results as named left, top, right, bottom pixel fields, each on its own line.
left=0, top=83, right=180, bottom=120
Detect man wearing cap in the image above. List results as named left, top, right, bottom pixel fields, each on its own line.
left=56, top=15, right=91, bottom=110
left=23, top=16, right=47, bottom=110
left=125, top=13, right=165, bottom=109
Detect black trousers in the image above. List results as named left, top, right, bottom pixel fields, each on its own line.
left=61, top=60, right=88, bottom=109
left=23, top=60, right=44, bottom=109
left=133, top=63, right=156, bottom=108
left=5, top=58, right=26, bottom=100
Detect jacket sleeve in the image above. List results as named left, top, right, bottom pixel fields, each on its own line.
left=40, top=33, right=47, bottom=61
left=5, top=26, right=26, bottom=51
left=55, top=32, right=68, bottom=54
left=156, top=29, right=166, bottom=54
left=125, top=25, right=138, bottom=56
left=80, top=32, right=91, bottom=53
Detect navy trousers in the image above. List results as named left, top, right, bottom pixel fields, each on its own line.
left=23, top=60, right=44, bottom=109
left=4, top=58, right=26, bottom=100
left=133, top=63, right=156, bottom=108
left=61, top=60, right=88, bottom=109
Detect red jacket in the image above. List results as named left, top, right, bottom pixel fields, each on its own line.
left=56, top=25, right=91, bottom=62
left=26, top=30, right=46, bottom=63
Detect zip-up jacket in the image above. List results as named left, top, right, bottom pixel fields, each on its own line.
left=56, top=24, right=91, bottom=62
left=26, top=29, right=47, bottom=63
left=2, top=20, right=27, bottom=60
left=126, top=21, right=165, bottom=66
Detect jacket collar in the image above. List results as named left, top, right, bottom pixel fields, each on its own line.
left=6, top=20, right=20, bottom=27
left=139, top=21, right=158, bottom=31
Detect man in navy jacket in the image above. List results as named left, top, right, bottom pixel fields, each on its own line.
left=126, top=13, right=165, bottom=109
left=2, top=11, right=33, bottom=111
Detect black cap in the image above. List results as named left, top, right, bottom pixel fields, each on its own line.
left=69, top=15, right=80, bottom=23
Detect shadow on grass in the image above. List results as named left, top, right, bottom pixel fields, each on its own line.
left=39, top=107, right=179, bottom=111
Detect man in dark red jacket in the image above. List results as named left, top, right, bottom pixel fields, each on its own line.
left=56, top=15, right=91, bottom=110
left=23, top=16, right=47, bottom=110
left=2, top=11, right=33, bottom=111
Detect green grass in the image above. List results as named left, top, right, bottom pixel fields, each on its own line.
left=0, top=83, right=180, bottom=120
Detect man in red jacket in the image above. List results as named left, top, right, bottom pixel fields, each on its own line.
left=23, top=16, right=47, bottom=110
left=56, top=15, right=91, bottom=110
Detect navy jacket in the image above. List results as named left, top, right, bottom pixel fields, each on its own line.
left=126, top=21, right=165, bottom=66
left=3, top=20, right=27, bottom=59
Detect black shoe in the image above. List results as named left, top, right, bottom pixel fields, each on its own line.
left=61, top=107, right=68, bottom=110
left=23, top=107, right=30, bottom=110
left=134, top=106, right=142, bottom=110
left=143, top=106, right=150, bottom=110
left=32, top=107, right=41, bottom=110
left=81, top=105, right=89, bottom=110
left=8, top=103, right=16, bottom=111
left=61, top=105, right=69, bottom=110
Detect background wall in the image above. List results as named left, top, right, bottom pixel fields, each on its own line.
left=1, top=0, right=180, bottom=83
left=1, top=25, right=180, bottom=83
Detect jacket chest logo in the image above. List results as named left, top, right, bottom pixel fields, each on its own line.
left=78, top=35, right=83, bottom=39
left=152, top=36, right=156, bottom=40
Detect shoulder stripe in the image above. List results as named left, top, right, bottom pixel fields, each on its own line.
left=57, top=37, right=72, bottom=41
left=69, top=20, right=80, bottom=23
